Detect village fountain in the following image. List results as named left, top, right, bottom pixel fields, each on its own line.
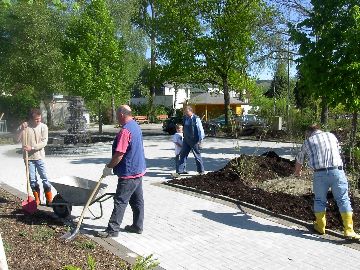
left=46, top=96, right=114, bottom=156
left=64, top=96, right=90, bottom=144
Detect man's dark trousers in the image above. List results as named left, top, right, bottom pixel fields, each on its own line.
left=178, top=142, right=204, bottom=173
left=107, top=177, right=144, bottom=232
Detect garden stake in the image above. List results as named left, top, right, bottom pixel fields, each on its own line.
left=61, top=175, right=106, bottom=242
left=21, top=129, right=37, bottom=214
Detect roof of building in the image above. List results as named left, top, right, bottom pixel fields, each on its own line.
left=188, top=92, right=246, bottom=105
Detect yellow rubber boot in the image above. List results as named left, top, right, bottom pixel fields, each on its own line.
left=314, top=212, right=326, bottom=235
left=341, top=212, right=360, bottom=240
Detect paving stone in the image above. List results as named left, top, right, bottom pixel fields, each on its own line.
left=1, top=133, right=360, bottom=269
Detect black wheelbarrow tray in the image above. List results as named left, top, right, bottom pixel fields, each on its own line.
left=49, top=176, right=114, bottom=218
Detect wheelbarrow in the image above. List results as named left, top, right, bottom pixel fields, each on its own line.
left=49, top=176, right=115, bottom=219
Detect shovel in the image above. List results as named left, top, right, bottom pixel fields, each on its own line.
left=21, top=129, right=37, bottom=214
left=61, top=175, right=106, bottom=241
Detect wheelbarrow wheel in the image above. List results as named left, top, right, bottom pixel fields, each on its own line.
left=52, top=194, right=72, bottom=218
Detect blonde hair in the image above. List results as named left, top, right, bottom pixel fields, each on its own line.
left=176, top=124, right=183, bottom=131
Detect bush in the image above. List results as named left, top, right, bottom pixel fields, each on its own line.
left=131, top=104, right=149, bottom=116
left=0, top=86, right=39, bottom=131
left=287, top=107, right=318, bottom=139
left=250, top=96, right=317, bottom=140
left=153, top=105, right=170, bottom=116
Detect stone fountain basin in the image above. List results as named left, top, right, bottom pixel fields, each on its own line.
left=46, top=134, right=114, bottom=156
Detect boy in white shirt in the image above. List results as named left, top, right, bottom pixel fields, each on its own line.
left=173, top=124, right=185, bottom=173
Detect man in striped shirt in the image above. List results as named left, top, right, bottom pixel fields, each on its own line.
left=295, top=124, right=359, bottom=239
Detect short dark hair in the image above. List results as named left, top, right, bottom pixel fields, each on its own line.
left=307, top=123, right=321, bottom=133
left=184, top=106, right=193, bottom=112
left=28, top=108, right=41, bottom=119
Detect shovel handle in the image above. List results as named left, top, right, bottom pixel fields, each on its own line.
left=73, top=175, right=106, bottom=232
left=23, top=130, right=31, bottom=197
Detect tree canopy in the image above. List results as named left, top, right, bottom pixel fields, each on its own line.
left=0, top=1, right=65, bottom=126
left=291, top=0, right=360, bottom=112
left=156, top=0, right=276, bottom=124
left=62, top=0, right=124, bottom=132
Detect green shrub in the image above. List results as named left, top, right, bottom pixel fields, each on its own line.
left=132, top=104, right=149, bottom=116
left=153, top=105, right=169, bottom=116
left=132, top=255, right=159, bottom=270
left=74, top=240, right=96, bottom=250
left=32, top=227, right=55, bottom=242
left=0, top=86, right=39, bottom=131
left=63, top=255, right=96, bottom=270
left=62, top=254, right=158, bottom=270
left=3, top=241, right=12, bottom=253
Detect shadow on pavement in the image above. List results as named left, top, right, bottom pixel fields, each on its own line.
left=193, top=209, right=345, bottom=245
left=70, top=158, right=109, bottom=164
left=69, top=155, right=230, bottom=180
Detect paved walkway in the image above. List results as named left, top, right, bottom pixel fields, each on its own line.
left=1, top=128, right=360, bottom=269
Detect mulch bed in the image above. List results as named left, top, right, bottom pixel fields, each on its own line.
left=170, top=153, right=360, bottom=232
left=0, top=188, right=130, bottom=270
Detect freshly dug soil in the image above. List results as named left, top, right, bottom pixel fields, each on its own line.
left=0, top=188, right=130, bottom=270
left=170, top=153, right=360, bottom=232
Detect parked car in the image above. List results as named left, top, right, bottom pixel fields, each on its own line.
left=235, top=114, right=266, bottom=128
left=162, top=116, right=183, bottom=135
left=207, top=114, right=227, bottom=128
left=202, top=114, right=236, bottom=136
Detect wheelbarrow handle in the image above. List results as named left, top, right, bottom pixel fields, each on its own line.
left=64, top=175, right=106, bottom=241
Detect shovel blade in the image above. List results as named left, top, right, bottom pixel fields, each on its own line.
left=22, top=196, right=37, bottom=214
left=60, top=228, right=79, bottom=242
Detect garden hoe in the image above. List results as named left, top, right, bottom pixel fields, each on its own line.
left=21, top=129, right=37, bottom=214
left=61, top=175, right=106, bottom=242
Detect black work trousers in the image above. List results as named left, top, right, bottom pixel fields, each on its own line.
left=107, top=176, right=144, bottom=232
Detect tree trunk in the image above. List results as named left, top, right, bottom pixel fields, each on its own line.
left=222, top=76, right=231, bottom=126
left=349, top=110, right=358, bottom=164
left=148, top=0, right=157, bottom=123
left=98, top=100, right=102, bottom=134
left=44, top=100, right=53, bottom=129
left=320, top=97, right=328, bottom=126
left=149, top=85, right=156, bottom=122
left=111, top=93, right=116, bottom=124
left=273, top=84, right=276, bottom=115
left=173, top=83, right=178, bottom=116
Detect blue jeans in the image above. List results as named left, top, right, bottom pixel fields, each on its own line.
left=175, top=154, right=180, bottom=173
left=107, top=177, right=144, bottom=232
left=175, top=154, right=187, bottom=173
left=313, top=169, right=352, bottom=213
left=178, top=142, right=204, bottom=173
left=28, top=159, right=52, bottom=192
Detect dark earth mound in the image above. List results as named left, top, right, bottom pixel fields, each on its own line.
left=170, top=153, right=360, bottom=232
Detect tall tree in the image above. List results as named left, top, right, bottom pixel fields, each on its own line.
left=266, top=59, right=288, bottom=98
left=134, top=0, right=159, bottom=122
left=292, top=0, right=360, bottom=167
left=0, top=1, right=65, bottom=127
left=107, top=0, right=147, bottom=122
left=291, top=0, right=360, bottom=134
left=62, top=0, right=124, bottom=133
left=157, top=0, right=275, bottom=125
